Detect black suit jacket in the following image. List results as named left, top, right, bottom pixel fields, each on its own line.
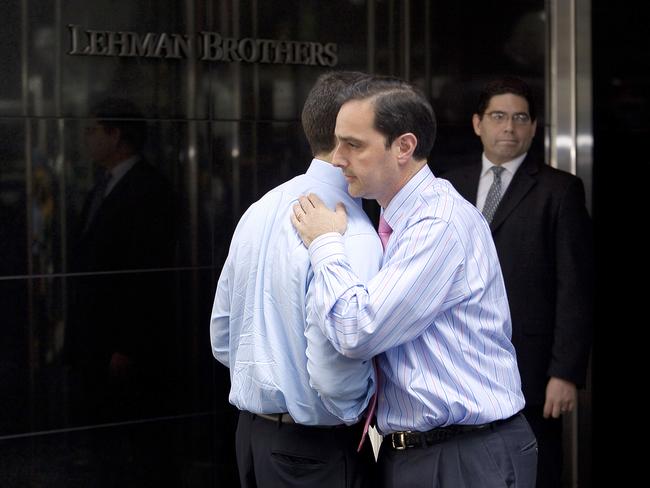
left=440, top=155, right=594, bottom=405
left=67, top=160, right=176, bottom=417
left=75, top=160, right=175, bottom=273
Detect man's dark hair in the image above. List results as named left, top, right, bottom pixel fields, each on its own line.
left=90, top=97, right=147, bottom=152
left=301, top=71, right=367, bottom=155
left=339, top=76, right=436, bottom=161
left=476, top=76, right=537, bottom=122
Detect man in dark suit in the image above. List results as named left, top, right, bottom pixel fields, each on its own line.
left=440, top=77, right=593, bottom=488
left=66, top=98, right=176, bottom=424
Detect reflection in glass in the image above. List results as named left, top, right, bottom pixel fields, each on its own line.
left=64, top=98, right=177, bottom=426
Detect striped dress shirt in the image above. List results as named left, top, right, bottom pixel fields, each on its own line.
left=307, top=164, right=525, bottom=434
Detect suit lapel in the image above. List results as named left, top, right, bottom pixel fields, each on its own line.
left=490, top=155, right=539, bottom=232
left=83, top=161, right=142, bottom=234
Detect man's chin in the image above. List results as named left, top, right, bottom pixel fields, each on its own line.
left=348, top=185, right=362, bottom=198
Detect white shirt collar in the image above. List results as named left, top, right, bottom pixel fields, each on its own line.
left=480, top=152, right=526, bottom=178
left=105, top=155, right=139, bottom=195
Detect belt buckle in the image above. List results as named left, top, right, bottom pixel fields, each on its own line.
left=391, top=431, right=411, bottom=450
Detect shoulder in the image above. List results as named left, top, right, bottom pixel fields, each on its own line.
left=435, top=160, right=480, bottom=201
left=535, top=162, right=583, bottom=185
left=404, top=180, right=489, bottom=253
left=133, top=160, right=164, bottom=179
left=241, top=187, right=288, bottom=224
left=123, top=161, right=173, bottom=201
left=518, top=154, right=579, bottom=186
left=525, top=163, right=587, bottom=205
left=417, top=177, right=479, bottom=222
left=513, top=163, right=590, bottom=226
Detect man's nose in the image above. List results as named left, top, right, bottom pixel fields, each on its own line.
left=332, top=143, right=347, bottom=168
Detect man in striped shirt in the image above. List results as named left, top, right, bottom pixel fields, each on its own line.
left=291, top=75, right=537, bottom=487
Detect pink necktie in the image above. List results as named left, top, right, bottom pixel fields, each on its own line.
left=357, top=215, right=392, bottom=452
left=378, top=214, right=392, bottom=251
left=357, top=361, right=379, bottom=452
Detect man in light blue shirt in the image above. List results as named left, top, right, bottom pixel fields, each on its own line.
left=292, top=75, right=537, bottom=488
left=210, top=72, right=382, bottom=488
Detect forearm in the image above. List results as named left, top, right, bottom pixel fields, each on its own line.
left=308, top=224, right=463, bottom=358
left=210, top=271, right=232, bottom=367
left=210, top=315, right=230, bottom=367
left=305, top=329, right=376, bottom=424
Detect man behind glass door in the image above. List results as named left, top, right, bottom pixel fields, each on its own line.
left=441, top=76, right=594, bottom=488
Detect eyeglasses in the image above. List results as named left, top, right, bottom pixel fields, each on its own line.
left=484, top=111, right=531, bottom=125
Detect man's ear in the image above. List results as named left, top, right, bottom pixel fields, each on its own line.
left=394, top=133, right=417, bottom=164
left=472, top=113, right=482, bottom=136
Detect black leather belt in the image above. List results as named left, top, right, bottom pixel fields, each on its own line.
left=250, top=412, right=352, bottom=430
left=387, top=414, right=517, bottom=450
left=256, top=412, right=295, bottom=424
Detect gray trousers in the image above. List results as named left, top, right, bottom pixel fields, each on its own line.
left=377, top=413, right=537, bottom=488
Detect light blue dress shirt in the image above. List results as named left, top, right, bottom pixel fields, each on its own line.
left=307, top=165, right=526, bottom=434
left=210, top=158, right=383, bottom=425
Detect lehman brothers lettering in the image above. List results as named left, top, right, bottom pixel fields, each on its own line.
left=67, top=25, right=338, bottom=67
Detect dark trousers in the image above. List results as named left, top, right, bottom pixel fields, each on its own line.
left=235, top=411, right=376, bottom=488
left=523, top=404, right=563, bottom=488
left=377, top=412, right=537, bottom=488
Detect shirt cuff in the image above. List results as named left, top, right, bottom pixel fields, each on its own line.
left=308, top=232, right=346, bottom=270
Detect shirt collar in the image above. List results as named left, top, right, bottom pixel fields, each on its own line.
left=382, top=164, right=434, bottom=229
left=305, top=158, right=350, bottom=193
left=480, top=152, right=526, bottom=178
left=109, top=155, right=139, bottom=181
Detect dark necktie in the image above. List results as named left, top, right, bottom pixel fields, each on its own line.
left=357, top=214, right=392, bottom=452
left=482, top=166, right=505, bottom=223
left=84, top=171, right=111, bottom=232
